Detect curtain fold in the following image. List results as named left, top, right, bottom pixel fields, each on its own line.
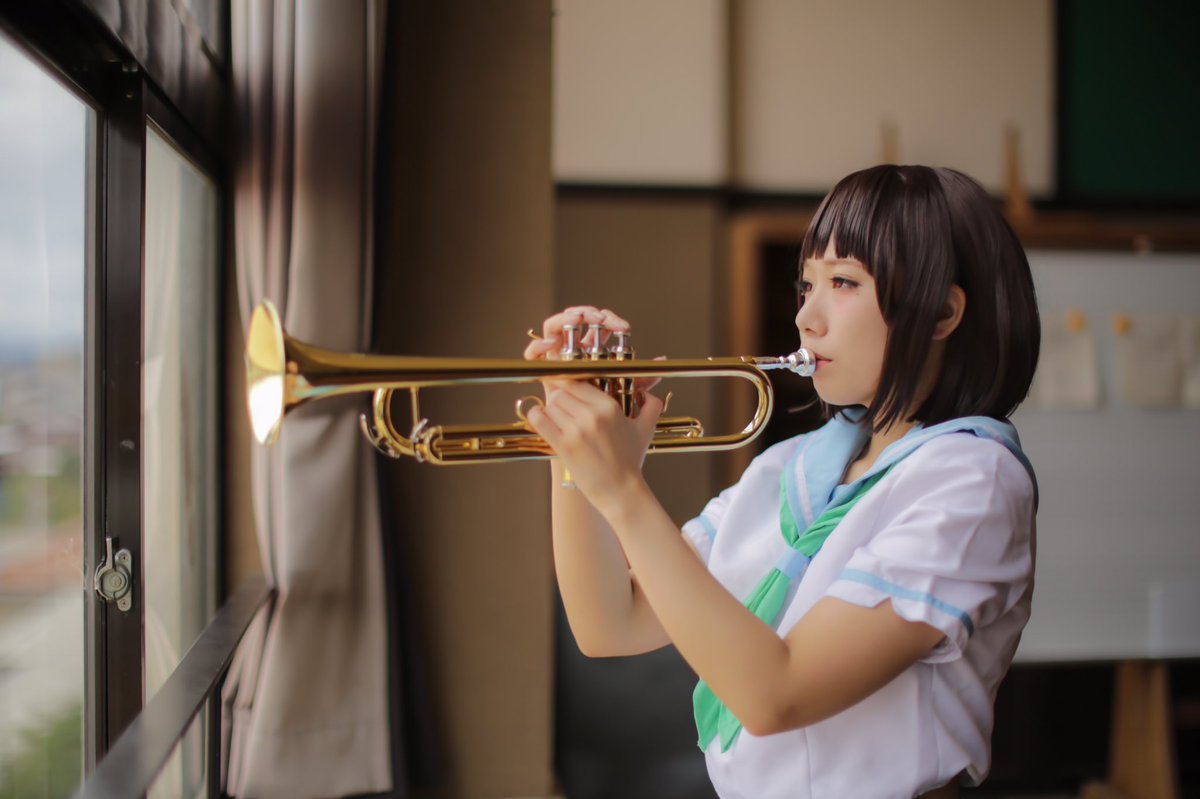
left=223, top=1, right=391, bottom=796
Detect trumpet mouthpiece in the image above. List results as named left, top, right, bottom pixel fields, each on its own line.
left=786, top=349, right=816, bottom=377
left=754, top=349, right=816, bottom=377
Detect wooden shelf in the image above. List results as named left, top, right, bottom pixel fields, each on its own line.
left=1010, top=212, right=1200, bottom=253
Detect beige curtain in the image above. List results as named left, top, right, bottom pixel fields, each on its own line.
left=223, top=1, right=390, bottom=796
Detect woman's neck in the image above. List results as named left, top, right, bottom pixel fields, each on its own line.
left=843, top=417, right=918, bottom=484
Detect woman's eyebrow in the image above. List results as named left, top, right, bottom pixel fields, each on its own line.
left=803, top=257, right=865, bottom=269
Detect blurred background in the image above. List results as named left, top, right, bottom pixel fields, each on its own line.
left=550, top=4, right=1199, bottom=799
left=1, top=1, right=1197, bottom=797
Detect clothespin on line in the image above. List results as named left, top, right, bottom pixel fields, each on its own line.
left=1004, top=125, right=1034, bottom=226
left=879, top=120, right=900, bottom=165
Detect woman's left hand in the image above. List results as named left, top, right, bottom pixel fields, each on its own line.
left=525, top=379, right=664, bottom=515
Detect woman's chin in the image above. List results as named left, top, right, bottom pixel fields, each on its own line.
left=812, top=387, right=869, bottom=409
left=812, top=385, right=848, bottom=406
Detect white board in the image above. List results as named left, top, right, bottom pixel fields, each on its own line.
left=1013, top=250, right=1200, bottom=662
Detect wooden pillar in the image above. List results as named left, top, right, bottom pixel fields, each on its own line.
left=376, top=2, right=556, bottom=797
left=1081, top=661, right=1179, bottom=799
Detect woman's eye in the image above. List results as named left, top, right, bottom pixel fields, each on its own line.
left=794, top=279, right=812, bottom=305
left=831, top=277, right=859, bottom=289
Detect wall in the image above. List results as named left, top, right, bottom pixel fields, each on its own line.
left=553, top=0, right=729, bottom=185
left=731, top=0, right=1053, bottom=193
left=376, top=2, right=556, bottom=797
left=555, top=0, right=1054, bottom=195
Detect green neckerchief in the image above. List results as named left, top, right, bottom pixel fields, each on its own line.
left=693, top=466, right=891, bottom=752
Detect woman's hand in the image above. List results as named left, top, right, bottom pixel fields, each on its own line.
left=526, top=378, right=664, bottom=516
left=523, top=305, right=628, bottom=357
left=522, top=305, right=663, bottom=513
left=524, top=306, right=628, bottom=404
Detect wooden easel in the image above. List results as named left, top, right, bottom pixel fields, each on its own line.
left=1004, top=125, right=1034, bottom=226
left=1080, top=661, right=1180, bottom=799
left=1003, top=134, right=1180, bottom=799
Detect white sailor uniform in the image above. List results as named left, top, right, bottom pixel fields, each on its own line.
left=681, top=413, right=1037, bottom=799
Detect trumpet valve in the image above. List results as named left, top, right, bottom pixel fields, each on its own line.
left=580, top=323, right=610, bottom=396
left=585, top=324, right=607, bottom=360
left=608, top=329, right=638, bottom=415
left=609, top=330, right=633, bottom=360
left=561, top=324, right=583, bottom=360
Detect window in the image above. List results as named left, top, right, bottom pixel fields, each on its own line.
left=0, top=2, right=250, bottom=795
left=0, top=31, right=92, bottom=797
left=142, top=124, right=220, bottom=706
left=142, top=122, right=221, bottom=799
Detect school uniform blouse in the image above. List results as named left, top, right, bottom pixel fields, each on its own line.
left=681, top=413, right=1037, bottom=799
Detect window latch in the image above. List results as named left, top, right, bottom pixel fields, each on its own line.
left=94, top=536, right=133, bottom=612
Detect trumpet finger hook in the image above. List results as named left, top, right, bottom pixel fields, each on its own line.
left=515, top=395, right=545, bottom=423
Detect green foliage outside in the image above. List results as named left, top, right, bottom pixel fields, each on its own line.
left=0, top=468, right=82, bottom=533
left=0, top=703, right=83, bottom=799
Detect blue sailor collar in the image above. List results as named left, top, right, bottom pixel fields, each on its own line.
left=783, top=409, right=1038, bottom=529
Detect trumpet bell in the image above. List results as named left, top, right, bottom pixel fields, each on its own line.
left=245, top=301, right=288, bottom=446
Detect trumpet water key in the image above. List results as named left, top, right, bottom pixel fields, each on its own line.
left=244, top=300, right=815, bottom=465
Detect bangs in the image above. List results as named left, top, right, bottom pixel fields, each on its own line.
left=796, top=165, right=981, bottom=432
left=800, top=167, right=909, bottom=282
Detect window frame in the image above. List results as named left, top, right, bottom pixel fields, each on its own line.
left=0, top=1, right=254, bottom=790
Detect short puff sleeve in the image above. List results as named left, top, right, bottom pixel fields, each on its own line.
left=826, top=435, right=1035, bottom=663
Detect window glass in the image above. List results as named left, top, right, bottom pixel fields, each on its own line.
left=147, top=708, right=208, bottom=799
left=141, top=126, right=219, bottom=704
left=0, top=33, right=90, bottom=798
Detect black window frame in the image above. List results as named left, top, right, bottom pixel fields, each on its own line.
left=0, top=1, right=265, bottom=794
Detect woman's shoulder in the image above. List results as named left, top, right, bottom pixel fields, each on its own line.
left=889, top=431, right=1036, bottom=511
left=902, top=429, right=1028, bottom=469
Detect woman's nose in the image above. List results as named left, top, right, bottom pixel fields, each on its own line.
left=795, top=296, right=824, bottom=339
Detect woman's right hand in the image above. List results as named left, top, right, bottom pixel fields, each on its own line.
left=523, top=305, right=631, bottom=362
left=523, top=306, right=665, bottom=404
left=524, top=306, right=664, bottom=402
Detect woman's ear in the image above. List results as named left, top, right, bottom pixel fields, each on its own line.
left=932, top=284, right=966, bottom=340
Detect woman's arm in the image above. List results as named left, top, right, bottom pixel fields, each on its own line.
left=548, top=460, right=677, bottom=657
left=529, top=379, right=945, bottom=735
left=606, top=481, right=943, bottom=733
left=525, top=306, right=677, bottom=657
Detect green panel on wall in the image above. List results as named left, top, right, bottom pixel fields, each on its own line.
left=1062, top=0, right=1200, bottom=204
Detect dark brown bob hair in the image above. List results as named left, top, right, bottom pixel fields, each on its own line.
left=800, top=164, right=1040, bottom=431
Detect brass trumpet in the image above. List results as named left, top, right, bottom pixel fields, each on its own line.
left=245, top=300, right=814, bottom=465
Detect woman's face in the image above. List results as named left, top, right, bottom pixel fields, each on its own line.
left=794, top=240, right=889, bottom=409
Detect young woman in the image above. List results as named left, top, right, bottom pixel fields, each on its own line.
left=523, top=165, right=1040, bottom=799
